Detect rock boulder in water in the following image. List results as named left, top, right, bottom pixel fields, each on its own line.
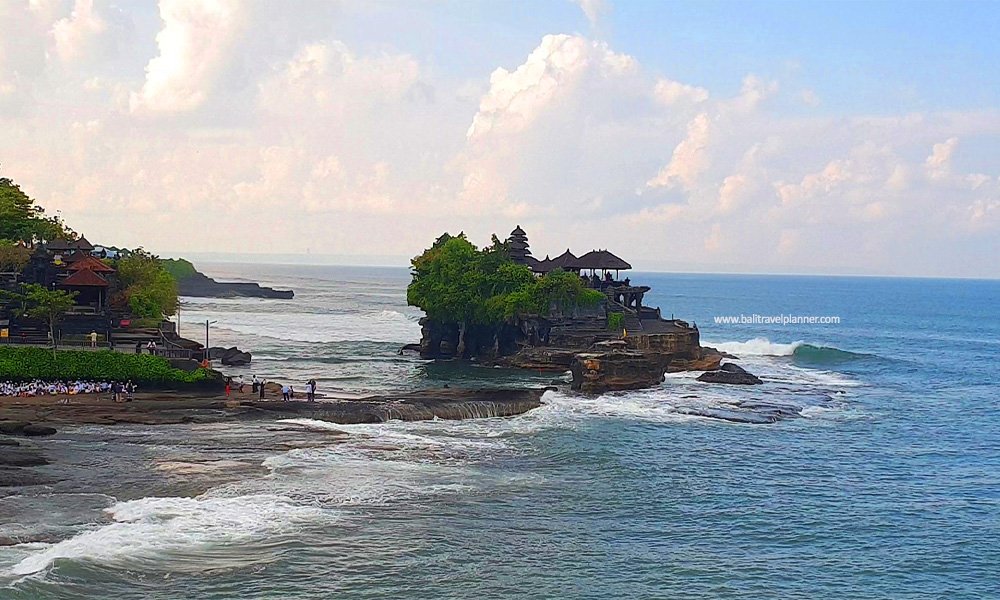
left=210, top=346, right=253, bottom=366
left=696, top=362, right=763, bottom=385
left=571, top=348, right=666, bottom=393
left=21, top=424, right=57, bottom=437
left=0, top=421, right=31, bottom=435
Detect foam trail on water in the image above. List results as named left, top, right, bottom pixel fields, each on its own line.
left=8, top=495, right=330, bottom=577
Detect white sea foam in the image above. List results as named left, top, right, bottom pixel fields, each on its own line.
left=709, top=337, right=805, bottom=356
left=8, top=494, right=330, bottom=576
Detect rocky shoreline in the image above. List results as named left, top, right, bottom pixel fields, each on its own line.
left=0, top=387, right=549, bottom=489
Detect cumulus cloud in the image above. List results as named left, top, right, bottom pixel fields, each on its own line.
left=646, top=112, right=711, bottom=191
left=51, top=0, right=109, bottom=63
left=925, top=136, right=958, bottom=180
left=258, top=42, right=419, bottom=118
left=130, top=0, right=247, bottom=113
left=466, top=34, right=635, bottom=140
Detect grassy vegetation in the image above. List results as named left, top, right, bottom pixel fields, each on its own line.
left=159, top=258, right=199, bottom=281
left=0, top=347, right=217, bottom=386
left=607, top=312, right=625, bottom=332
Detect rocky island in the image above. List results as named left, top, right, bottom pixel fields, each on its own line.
left=405, top=227, right=754, bottom=393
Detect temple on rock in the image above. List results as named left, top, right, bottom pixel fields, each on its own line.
left=505, top=226, right=688, bottom=338
left=413, top=225, right=715, bottom=383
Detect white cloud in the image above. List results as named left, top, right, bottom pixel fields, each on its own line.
left=646, top=112, right=711, bottom=191
left=571, top=0, right=608, bottom=28
left=727, top=74, right=779, bottom=113
left=466, top=34, right=635, bottom=140
left=130, top=0, right=247, bottom=113
left=925, top=136, right=958, bottom=180
left=654, top=77, right=709, bottom=106
left=258, top=42, right=419, bottom=118
left=51, top=0, right=108, bottom=63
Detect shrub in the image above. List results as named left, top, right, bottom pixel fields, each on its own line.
left=607, top=312, right=625, bottom=332
left=0, top=347, right=215, bottom=385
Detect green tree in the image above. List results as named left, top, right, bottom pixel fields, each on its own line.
left=0, top=176, right=69, bottom=242
left=19, top=284, right=78, bottom=355
left=0, top=240, right=30, bottom=272
left=114, top=249, right=179, bottom=319
left=407, top=233, right=603, bottom=356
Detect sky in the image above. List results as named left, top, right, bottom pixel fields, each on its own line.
left=1, top=0, right=998, bottom=277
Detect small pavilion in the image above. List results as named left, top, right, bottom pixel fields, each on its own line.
left=59, top=263, right=115, bottom=314
left=504, top=226, right=648, bottom=310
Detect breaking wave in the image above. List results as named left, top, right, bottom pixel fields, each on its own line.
left=711, top=337, right=804, bottom=356
left=8, top=495, right=331, bottom=577
left=710, top=338, right=873, bottom=364
left=792, top=344, right=874, bottom=365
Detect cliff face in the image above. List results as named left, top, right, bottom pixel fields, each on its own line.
left=412, top=308, right=726, bottom=393
left=177, top=271, right=294, bottom=299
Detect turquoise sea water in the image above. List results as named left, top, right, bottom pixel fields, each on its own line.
left=1, top=265, right=998, bottom=598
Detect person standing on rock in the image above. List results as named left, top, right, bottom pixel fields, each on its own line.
left=307, top=379, right=316, bottom=402
left=281, top=384, right=290, bottom=401
left=259, top=379, right=266, bottom=400
left=225, top=378, right=232, bottom=398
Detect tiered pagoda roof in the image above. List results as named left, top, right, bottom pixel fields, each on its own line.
left=73, top=236, right=95, bottom=251
left=46, top=238, right=75, bottom=251
left=68, top=255, right=116, bottom=273
left=60, top=269, right=110, bottom=287
left=506, top=225, right=535, bottom=266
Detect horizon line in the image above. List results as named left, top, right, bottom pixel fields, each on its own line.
left=172, top=252, right=1000, bottom=283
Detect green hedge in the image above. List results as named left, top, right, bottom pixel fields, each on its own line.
left=0, top=347, right=213, bottom=384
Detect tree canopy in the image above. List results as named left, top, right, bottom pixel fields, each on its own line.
left=114, top=249, right=179, bottom=319
left=407, top=233, right=603, bottom=326
left=0, top=176, right=70, bottom=243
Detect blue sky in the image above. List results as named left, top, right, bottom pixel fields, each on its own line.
left=1, top=0, right=998, bottom=277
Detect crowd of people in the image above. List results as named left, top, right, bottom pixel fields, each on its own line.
left=0, top=379, right=116, bottom=398
left=2, top=374, right=318, bottom=403
left=223, top=375, right=318, bottom=402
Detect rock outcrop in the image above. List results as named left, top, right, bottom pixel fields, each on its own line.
left=570, top=342, right=667, bottom=393
left=696, top=362, right=763, bottom=385
left=208, top=346, right=253, bottom=366
left=178, top=271, right=293, bottom=299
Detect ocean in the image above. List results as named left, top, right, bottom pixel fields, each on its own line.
left=1, top=264, right=998, bottom=599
